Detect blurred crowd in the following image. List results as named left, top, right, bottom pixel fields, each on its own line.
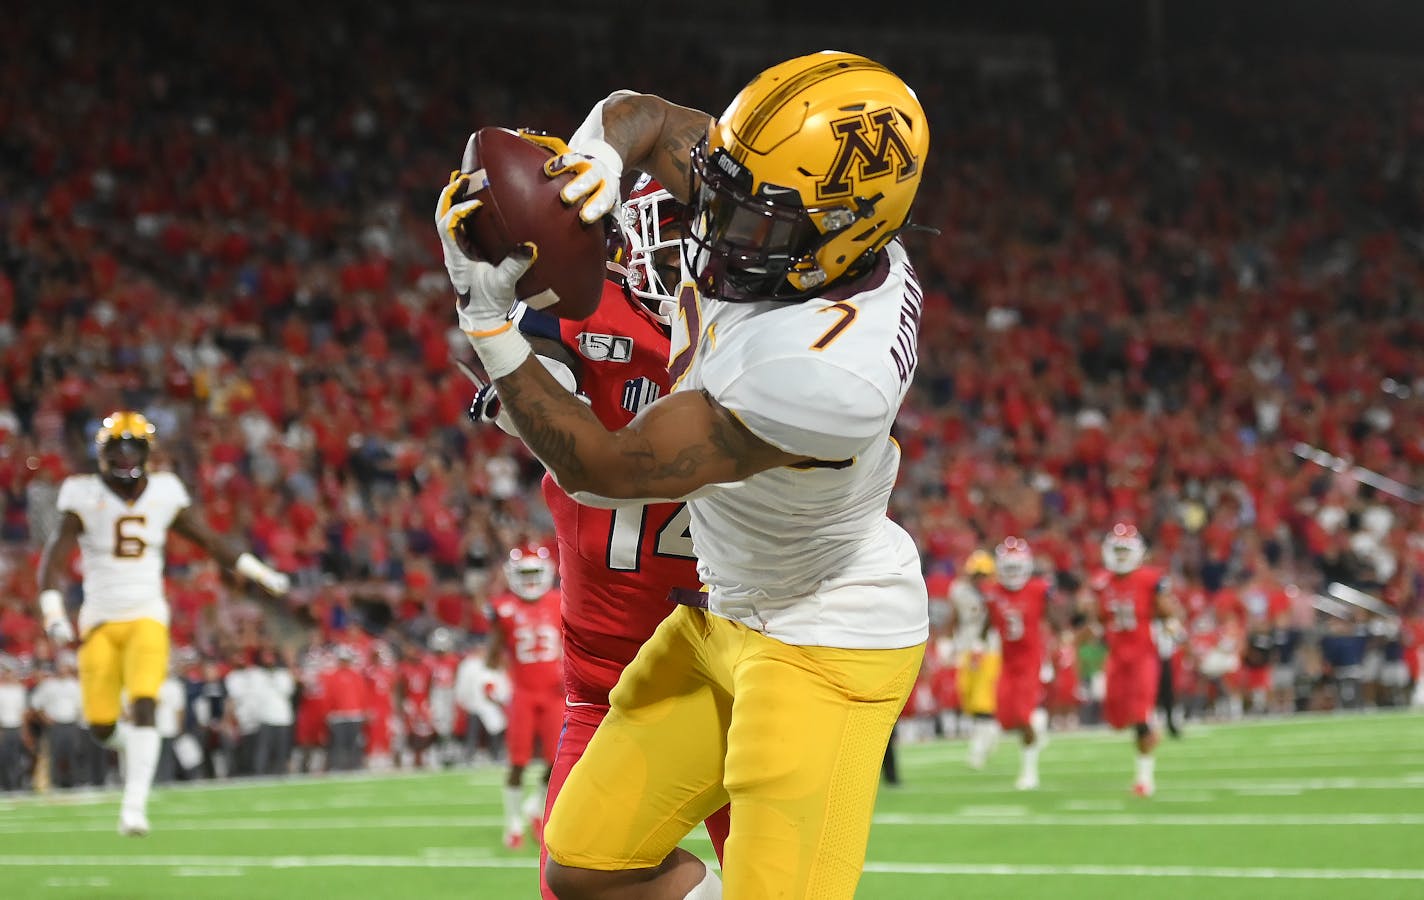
left=2, top=4, right=1424, bottom=788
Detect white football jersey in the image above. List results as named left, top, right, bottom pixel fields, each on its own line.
left=949, top=577, right=999, bottom=656
left=669, top=240, right=928, bottom=649
left=56, top=472, right=191, bottom=633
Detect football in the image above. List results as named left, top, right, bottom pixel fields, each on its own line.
left=453, top=126, right=608, bottom=320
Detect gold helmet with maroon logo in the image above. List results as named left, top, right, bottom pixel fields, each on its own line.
left=686, top=50, right=929, bottom=301
left=96, top=411, right=157, bottom=489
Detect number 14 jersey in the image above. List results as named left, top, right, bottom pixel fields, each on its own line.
left=521, top=283, right=701, bottom=707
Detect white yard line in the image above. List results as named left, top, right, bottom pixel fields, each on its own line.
left=876, top=812, right=1424, bottom=826
left=3, top=856, right=1422, bottom=881
left=2, top=811, right=1419, bottom=835
left=0, top=815, right=508, bottom=834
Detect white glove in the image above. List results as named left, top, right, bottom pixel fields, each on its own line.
left=520, top=131, right=623, bottom=224
left=434, top=173, right=536, bottom=337
left=435, top=171, right=477, bottom=299
left=38, top=590, right=75, bottom=644
left=236, top=553, right=291, bottom=597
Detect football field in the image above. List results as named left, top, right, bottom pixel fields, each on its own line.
left=1, top=711, right=1421, bottom=899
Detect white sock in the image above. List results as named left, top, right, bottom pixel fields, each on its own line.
left=967, top=723, right=986, bottom=764
left=979, top=719, right=1001, bottom=755
left=1030, top=707, right=1048, bottom=739
left=1135, top=753, right=1155, bottom=785
left=102, top=721, right=131, bottom=752
left=121, top=726, right=160, bottom=818
left=1021, top=743, right=1041, bottom=781
left=683, top=863, right=722, bottom=899
left=522, top=782, right=548, bottom=822
left=502, top=785, right=525, bottom=834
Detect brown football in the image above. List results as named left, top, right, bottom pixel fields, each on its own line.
left=453, top=127, right=607, bottom=320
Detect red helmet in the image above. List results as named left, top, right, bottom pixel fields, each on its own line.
left=621, top=173, right=688, bottom=321
left=994, top=536, right=1033, bottom=590
left=503, top=543, right=556, bottom=601
left=1102, top=523, right=1146, bottom=574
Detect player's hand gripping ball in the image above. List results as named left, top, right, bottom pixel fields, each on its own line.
left=447, top=127, right=612, bottom=320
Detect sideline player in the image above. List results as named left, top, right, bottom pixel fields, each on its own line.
left=36, top=412, right=289, bottom=834
left=439, top=49, right=931, bottom=899
left=950, top=549, right=1000, bottom=768
left=485, top=544, right=564, bottom=850
left=465, top=176, right=730, bottom=897
left=1084, top=523, right=1180, bottom=797
left=983, top=536, right=1055, bottom=790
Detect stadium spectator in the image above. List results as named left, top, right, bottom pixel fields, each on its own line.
left=28, top=652, right=82, bottom=788
left=0, top=659, right=28, bottom=790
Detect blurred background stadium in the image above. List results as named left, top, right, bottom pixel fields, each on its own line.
left=1, top=0, right=1422, bottom=895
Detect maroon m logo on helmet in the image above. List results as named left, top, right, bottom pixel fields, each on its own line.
left=816, top=108, right=919, bottom=202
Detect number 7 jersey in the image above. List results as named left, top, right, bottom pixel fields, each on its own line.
left=666, top=239, right=929, bottom=650
left=518, top=282, right=702, bottom=707
left=55, top=471, right=192, bottom=633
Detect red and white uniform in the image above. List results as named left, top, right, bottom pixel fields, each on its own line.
left=428, top=652, right=460, bottom=738
left=517, top=283, right=730, bottom=892
left=488, top=588, right=563, bottom=766
left=295, top=655, right=330, bottom=748
left=1093, top=566, right=1166, bottom=729
left=523, top=284, right=696, bottom=708
left=399, top=657, right=434, bottom=737
left=1049, top=637, right=1079, bottom=711
left=364, top=661, right=397, bottom=756
left=985, top=577, right=1051, bottom=729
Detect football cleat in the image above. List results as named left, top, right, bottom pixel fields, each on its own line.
left=1132, top=781, right=1155, bottom=798
left=1015, top=773, right=1040, bottom=791
left=118, top=810, right=150, bottom=837
left=503, top=831, right=524, bottom=850
left=530, top=816, right=544, bottom=846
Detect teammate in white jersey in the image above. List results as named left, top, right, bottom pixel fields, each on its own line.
left=438, top=51, right=930, bottom=900
left=37, top=411, right=289, bottom=835
left=948, top=549, right=1003, bottom=768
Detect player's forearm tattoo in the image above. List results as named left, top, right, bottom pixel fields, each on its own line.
left=496, top=371, right=592, bottom=484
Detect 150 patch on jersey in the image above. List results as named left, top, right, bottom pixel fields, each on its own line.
left=622, top=377, right=661, bottom=414
left=578, top=332, right=633, bottom=363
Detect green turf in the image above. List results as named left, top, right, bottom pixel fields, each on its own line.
left=1, top=711, right=1421, bottom=899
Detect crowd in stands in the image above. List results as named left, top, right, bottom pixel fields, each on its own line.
left=2, top=4, right=1423, bottom=788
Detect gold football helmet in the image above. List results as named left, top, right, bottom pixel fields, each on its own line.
left=96, top=411, right=157, bottom=486
left=687, top=50, right=929, bottom=301
left=965, top=550, right=996, bottom=578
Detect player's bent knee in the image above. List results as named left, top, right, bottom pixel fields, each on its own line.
left=544, top=859, right=610, bottom=900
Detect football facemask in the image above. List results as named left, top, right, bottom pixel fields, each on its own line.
left=685, top=51, right=928, bottom=303
left=504, top=545, right=556, bottom=601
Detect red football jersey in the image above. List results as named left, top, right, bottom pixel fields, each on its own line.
left=490, top=588, right=563, bottom=693
left=398, top=658, right=432, bottom=704
left=428, top=653, right=459, bottom=691
left=1093, top=566, right=1167, bottom=661
left=523, top=283, right=700, bottom=705
left=364, top=663, right=396, bottom=715
left=985, top=577, right=1051, bottom=673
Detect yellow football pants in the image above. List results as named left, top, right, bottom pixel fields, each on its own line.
left=545, top=605, right=924, bottom=900
left=957, top=649, right=1001, bottom=716
left=77, top=618, right=170, bottom=725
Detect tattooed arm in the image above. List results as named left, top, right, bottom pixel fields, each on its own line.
left=577, top=93, right=712, bottom=204
left=493, top=356, right=808, bottom=500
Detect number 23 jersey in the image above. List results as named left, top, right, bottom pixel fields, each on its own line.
left=56, top=471, right=191, bottom=632
left=488, top=589, right=564, bottom=694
